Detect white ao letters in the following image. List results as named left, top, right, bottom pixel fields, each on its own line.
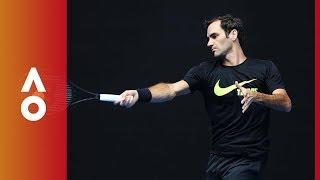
left=21, top=67, right=46, bottom=121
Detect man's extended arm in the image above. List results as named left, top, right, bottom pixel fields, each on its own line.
left=114, top=80, right=190, bottom=108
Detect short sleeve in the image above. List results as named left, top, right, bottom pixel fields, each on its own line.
left=265, top=61, right=285, bottom=93
left=183, top=65, right=205, bottom=93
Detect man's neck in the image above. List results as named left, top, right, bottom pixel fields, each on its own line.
left=222, top=45, right=247, bottom=66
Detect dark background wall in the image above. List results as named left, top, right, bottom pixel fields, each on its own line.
left=68, top=0, right=314, bottom=179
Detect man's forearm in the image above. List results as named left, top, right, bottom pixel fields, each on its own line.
left=148, top=83, right=176, bottom=103
left=254, top=92, right=291, bottom=112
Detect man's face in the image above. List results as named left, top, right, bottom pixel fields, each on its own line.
left=206, top=20, right=233, bottom=57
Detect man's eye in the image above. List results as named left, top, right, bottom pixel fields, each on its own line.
left=211, top=35, right=217, bottom=39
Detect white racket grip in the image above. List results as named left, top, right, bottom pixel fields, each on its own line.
left=99, top=94, right=121, bottom=102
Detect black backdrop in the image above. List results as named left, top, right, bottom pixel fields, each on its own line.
left=68, top=0, right=314, bottom=179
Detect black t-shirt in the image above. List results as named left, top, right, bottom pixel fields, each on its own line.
left=183, top=58, right=285, bottom=159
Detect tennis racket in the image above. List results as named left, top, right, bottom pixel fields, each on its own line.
left=67, top=81, right=121, bottom=108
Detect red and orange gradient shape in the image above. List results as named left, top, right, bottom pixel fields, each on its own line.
left=0, top=0, right=66, bottom=179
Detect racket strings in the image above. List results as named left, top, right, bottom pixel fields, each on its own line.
left=67, top=81, right=99, bottom=107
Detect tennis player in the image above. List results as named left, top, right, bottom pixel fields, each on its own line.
left=114, top=14, right=292, bottom=180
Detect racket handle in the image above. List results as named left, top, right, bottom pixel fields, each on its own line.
left=99, top=94, right=121, bottom=102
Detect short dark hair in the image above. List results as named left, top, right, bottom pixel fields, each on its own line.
left=205, top=14, right=245, bottom=47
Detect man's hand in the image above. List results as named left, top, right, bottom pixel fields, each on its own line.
left=235, top=81, right=257, bottom=113
left=114, top=90, right=139, bottom=108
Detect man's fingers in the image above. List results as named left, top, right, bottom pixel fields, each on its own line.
left=235, top=81, right=241, bottom=88
left=242, top=105, right=248, bottom=113
left=241, top=92, right=252, bottom=104
left=242, top=96, right=253, bottom=108
left=122, top=96, right=135, bottom=108
left=236, top=81, right=254, bottom=113
left=242, top=101, right=252, bottom=113
left=235, top=81, right=247, bottom=95
left=124, top=96, right=131, bottom=108
left=129, top=96, right=133, bottom=104
left=125, top=96, right=134, bottom=108
left=114, top=90, right=130, bottom=106
left=121, top=96, right=130, bottom=106
left=120, top=91, right=129, bottom=99
left=235, top=81, right=245, bottom=91
left=114, top=90, right=137, bottom=108
left=235, top=81, right=244, bottom=92
left=126, top=96, right=134, bottom=108
left=123, top=96, right=130, bottom=106
left=242, top=97, right=253, bottom=113
left=241, top=97, right=247, bottom=104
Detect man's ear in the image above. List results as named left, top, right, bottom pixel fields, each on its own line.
left=228, top=29, right=238, bottom=41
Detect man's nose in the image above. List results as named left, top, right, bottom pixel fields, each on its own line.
left=207, top=39, right=213, bottom=47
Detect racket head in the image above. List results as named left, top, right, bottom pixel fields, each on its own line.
left=67, top=81, right=99, bottom=108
